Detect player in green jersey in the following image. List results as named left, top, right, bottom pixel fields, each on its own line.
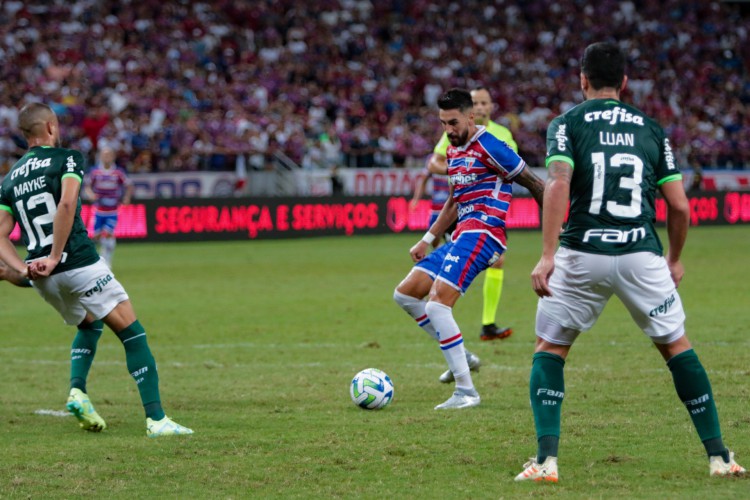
left=428, top=87, right=516, bottom=351
left=515, top=42, right=744, bottom=482
left=0, top=102, right=192, bottom=437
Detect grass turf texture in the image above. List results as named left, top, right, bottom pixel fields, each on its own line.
left=0, top=226, right=748, bottom=498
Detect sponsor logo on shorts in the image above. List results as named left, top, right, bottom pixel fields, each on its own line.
left=444, top=254, right=460, bottom=263
left=649, top=294, right=676, bottom=317
left=84, top=274, right=113, bottom=297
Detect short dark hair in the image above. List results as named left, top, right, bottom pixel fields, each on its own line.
left=581, top=42, right=626, bottom=90
left=437, top=88, right=473, bottom=112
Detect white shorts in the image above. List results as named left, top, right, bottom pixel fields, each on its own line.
left=32, top=258, right=129, bottom=326
left=536, top=248, right=685, bottom=345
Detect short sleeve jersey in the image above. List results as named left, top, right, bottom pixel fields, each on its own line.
left=446, top=126, right=526, bottom=247
left=434, top=120, right=517, bottom=157
left=86, top=165, right=131, bottom=214
left=0, top=146, right=99, bottom=273
left=545, top=99, right=681, bottom=256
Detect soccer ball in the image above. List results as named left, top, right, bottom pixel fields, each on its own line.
left=350, top=368, right=394, bottom=410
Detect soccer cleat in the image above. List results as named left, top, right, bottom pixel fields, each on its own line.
left=439, top=350, right=481, bottom=384
left=514, top=456, right=559, bottom=482
left=709, top=451, right=746, bottom=477
left=66, top=388, right=107, bottom=432
left=434, top=388, right=480, bottom=410
left=480, top=323, right=513, bottom=341
left=146, top=416, right=194, bottom=437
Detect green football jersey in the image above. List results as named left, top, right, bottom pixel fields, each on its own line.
left=0, top=146, right=99, bottom=273
left=545, top=98, right=682, bottom=255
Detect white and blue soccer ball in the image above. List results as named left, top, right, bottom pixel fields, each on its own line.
left=350, top=368, right=394, bottom=410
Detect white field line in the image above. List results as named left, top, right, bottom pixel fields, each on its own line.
left=34, top=409, right=71, bottom=417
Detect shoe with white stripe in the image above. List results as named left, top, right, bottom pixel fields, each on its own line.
left=146, top=416, right=193, bottom=437
left=514, top=456, right=559, bottom=483
left=438, top=351, right=481, bottom=384
left=434, top=388, right=480, bottom=410
left=710, top=450, right=746, bottom=477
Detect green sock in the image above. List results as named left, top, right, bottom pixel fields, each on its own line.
left=70, top=320, right=104, bottom=393
left=116, top=320, right=165, bottom=420
left=482, top=267, right=504, bottom=325
left=667, top=349, right=725, bottom=457
left=530, top=352, right=565, bottom=461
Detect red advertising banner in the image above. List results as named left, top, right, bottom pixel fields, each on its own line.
left=8, top=192, right=750, bottom=244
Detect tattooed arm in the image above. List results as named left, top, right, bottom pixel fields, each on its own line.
left=530, top=160, right=572, bottom=297
left=513, top=166, right=546, bottom=209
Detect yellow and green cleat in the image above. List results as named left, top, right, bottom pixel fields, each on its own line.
left=66, top=388, right=107, bottom=432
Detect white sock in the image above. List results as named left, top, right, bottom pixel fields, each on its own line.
left=424, top=300, right=474, bottom=391
left=100, top=236, right=116, bottom=266
left=393, top=290, right=439, bottom=341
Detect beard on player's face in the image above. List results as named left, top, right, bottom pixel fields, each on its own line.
left=448, top=128, right=469, bottom=146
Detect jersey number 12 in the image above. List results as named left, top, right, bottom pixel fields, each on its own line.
left=15, top=192, right=57, bottom=251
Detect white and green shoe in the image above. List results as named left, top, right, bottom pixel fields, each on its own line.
left=146, top=416, right=193, bottom=437
left=66, top=388, right=107, bottom=432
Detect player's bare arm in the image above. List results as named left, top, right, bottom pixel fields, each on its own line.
left=531, top=160, right=573, bottom=298
left=0, top=259, right=31, bottom=287
left=660, top=179, right=690, bottom=287
left=123, top=181, right=134, bottom=205
left=29, top=177, right=80, bottom=278
left=0, top=210, right=29, bottom=279
left=513, top=166, right=546, bottom=208
left=427, top=153, right=448, bottom=175
left=410, top=173, right=430, bottom=209
left=410, top=186, right=457, bottom=262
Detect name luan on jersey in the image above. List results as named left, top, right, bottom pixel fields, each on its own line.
left=446, top=126, right=526, bottom=248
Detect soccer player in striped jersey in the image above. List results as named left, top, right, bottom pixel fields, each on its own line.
left=394, top=88, right=544, bottom=409
left=515, top=41, right=744, bottom=482
left=84, top=147, right=133, bottom=267
left=429, top=87, right=517, bottom=344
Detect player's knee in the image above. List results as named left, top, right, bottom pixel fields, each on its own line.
left=393, top=289, right=417, bottom=309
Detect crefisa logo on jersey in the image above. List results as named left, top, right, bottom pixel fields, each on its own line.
left=10, top=157, right=51, bottom=179
left=584, top=107, right=644, bottom=126
left=663, top=138, right=676, bottom=170
left=555, top=124, right=568, bottom=151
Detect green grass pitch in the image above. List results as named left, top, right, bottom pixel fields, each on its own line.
left=1, top=226, right=748, bottom=498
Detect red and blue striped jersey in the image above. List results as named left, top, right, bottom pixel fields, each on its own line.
left=430, top=175, right=450, bottom=213
left=446, top=126, right=526, bottom=247
left=86, top=165, right=131, bottom=214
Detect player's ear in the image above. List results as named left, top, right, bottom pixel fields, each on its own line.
left=580, top=73, right=589, bottom=95
left=619, top=75, right=628, bottom=94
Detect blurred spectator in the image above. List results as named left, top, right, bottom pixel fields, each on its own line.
left=0, top=0, right=748, bottom=172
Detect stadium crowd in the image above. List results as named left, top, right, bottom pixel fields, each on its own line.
left=0, top=0, right=748, bottom=175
